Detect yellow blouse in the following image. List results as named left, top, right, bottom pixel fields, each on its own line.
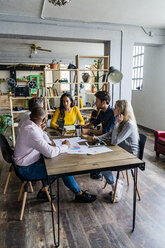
left=50, top=106, right=84, bottom=129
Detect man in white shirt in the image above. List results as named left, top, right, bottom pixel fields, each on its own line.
left=14, top=107, right=96, bottom=203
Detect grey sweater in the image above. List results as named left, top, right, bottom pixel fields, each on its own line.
left=98, top=119, right=139, bottom=157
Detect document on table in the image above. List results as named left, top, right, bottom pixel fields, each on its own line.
left=53, top=137, right=113, bottom=155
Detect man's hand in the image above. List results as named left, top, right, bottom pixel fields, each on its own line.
left=82, top=128, right=89, bottom=135
left=41, top=120, right=47, bottom=131
left=62, top=140, right=71, bottom=148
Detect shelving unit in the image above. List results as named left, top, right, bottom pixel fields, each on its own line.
left=43, top=55, right=109, bottom=118
left=76, top=55, right=109, bottom=111
left=44, top=65, right=79, bottom=116
left=9, top=96, right=33, bottom=146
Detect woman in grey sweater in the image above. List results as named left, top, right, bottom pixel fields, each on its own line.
left=97, top=100, right=139, bottom=202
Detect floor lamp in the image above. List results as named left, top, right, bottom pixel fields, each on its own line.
left=107, top=66, right=123, bottom=106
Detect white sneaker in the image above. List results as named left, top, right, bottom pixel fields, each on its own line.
left=110, top=180, right=123, bottom=203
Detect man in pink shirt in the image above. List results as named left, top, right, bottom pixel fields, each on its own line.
left=14, top=107, right=96, bottom=202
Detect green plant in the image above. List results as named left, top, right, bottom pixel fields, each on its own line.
left=51, top=59, right=62, bottom=64
left=0, top=114, right=12, bottom=141
left=93, top=59, right=103, bottom=69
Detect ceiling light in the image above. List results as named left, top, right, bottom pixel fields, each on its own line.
left=48, top=0, right=71, bottom=6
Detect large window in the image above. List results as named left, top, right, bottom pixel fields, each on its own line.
left=132, top=46, right=144, bottom=90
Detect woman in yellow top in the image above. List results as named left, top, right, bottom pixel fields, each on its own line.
left=50, top=92, right=84, bottom=129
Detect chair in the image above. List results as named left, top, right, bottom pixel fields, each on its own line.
left=0, top=134, right=33, bottom=195
left=0, top=134, right=55, bottom=220
left=0, top=134, right=14, bottom=194
left=112, top=133, right=147, bottom=203
left=154, top=131, right=165, bottom=157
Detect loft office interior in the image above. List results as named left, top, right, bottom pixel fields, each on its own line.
left=0, top=1, right=165, bottom=248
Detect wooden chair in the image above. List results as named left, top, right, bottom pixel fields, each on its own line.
left=0, top=134, right=55, bottom=220
left=103, top=134, right=147, bottom=203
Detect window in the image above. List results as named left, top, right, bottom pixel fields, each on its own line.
left=132, top=46, right=144, bottom=90
left=60, top=64, right=70, bottom=92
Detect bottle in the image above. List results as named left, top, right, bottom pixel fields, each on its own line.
left=59, top=117, right=64, bottom=136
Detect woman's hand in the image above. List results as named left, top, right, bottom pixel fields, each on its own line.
left=62, top=140, right=71, bottom=148
left=115, top=114, right=124, bottom=125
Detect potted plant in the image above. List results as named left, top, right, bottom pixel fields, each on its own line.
left=91, top=84, right=96, bottom=93
left=93, top=59, right=103, bottom=69
left=0, top=114, right=12, bottom=141
left=50, top=59, right=62, bottom=69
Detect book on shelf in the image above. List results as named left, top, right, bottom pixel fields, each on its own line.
left=46, top=87, right=59, bottom=97
left=37, top=87, right=46, bottom=97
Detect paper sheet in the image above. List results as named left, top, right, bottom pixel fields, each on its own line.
left=53, top=137, right=113, bottom=155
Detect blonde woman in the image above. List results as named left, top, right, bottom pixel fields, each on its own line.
left=97, top=100, right=139, bottom=202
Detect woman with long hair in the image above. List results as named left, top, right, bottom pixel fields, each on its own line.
left=50, top=92, right=84, bottom=129
left=97, top=100, right=139, bottom=202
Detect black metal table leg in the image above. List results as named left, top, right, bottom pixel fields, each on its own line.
left=132, top=167, right=138, bottom=232
left=50, top=178, right=60, bottom=247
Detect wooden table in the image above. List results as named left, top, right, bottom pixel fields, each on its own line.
left=45, top=145, right=145, bottom=247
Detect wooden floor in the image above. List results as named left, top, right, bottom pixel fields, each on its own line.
left=0, top=128, right=165, bottom=248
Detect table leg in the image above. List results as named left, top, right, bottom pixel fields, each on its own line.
left=132, top=167, right=138, bottom=232
left=50, top=178, right=60, bottom=247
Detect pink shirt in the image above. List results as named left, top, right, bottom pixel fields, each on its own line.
left=14, top=120, right=68, bottom=166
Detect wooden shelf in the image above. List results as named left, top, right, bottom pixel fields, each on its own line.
left=45, top=69, right=78, bottom=71
left=12, top=110, right=28, bottom=114
left=77, top=55, right=109, bottom=59
left=10, top=97, right=32, bottom=100
left=46, top=82, right=78, bottom=85
left=79, top=69, right=108, bottom=72
left=46, top=96, right=61, bottom=98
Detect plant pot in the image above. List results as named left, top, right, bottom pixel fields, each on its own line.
left=50, top=63, right=59, bottom=69
left=92, top=85, right=96, bottom=93
left=97, top=64, right=102, bottom=69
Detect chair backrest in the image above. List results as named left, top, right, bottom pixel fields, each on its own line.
left=0, top=134, right=14, bottom=163
left=0, top=134, right=25, bottom=181
left=139, top=133, right=147, bottom=160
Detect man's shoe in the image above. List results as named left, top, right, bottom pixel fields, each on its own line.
left=75, top=191, right=97, bottom=203
left=37, top=189, right=56, bottom=200
left=110, top=180, right=123, bottom=203
left=90, top=172, right=102, bottom=180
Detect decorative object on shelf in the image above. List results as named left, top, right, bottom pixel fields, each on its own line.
left=94, top=59, right=103, bottom=69
left=82, top=73, right=90, bottom=83
left=50, top=59, right=62, bottom=69
left=67, top=64, right=77, bottom=69
left=0, top=114, right=12, bottom=141
left=28, top=80, right=37, bottom=89
left=48, top=0, right=71, bottom=6
left=7, top=78, right=17, bottom=93
left=14, top=86, right=29, bottom=97
left=91, top=84, right=96, bottom=93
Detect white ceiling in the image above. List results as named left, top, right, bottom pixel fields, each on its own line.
left=0, top=0, right=165, bottom=29
left=0, top=38, right=104, bottom=63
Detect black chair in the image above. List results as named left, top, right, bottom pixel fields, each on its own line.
left=112, top=133, right=147, bottom=203
left=0, top=134, right=15, bottom=194
left=0, top=134, right=34, bottom=195
left=0, top=134, right=55, bottom=220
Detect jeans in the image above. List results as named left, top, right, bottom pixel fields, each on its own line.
left=17, top=157, right=81, bottom=194
left=102, top=170, right=115, bottom=185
